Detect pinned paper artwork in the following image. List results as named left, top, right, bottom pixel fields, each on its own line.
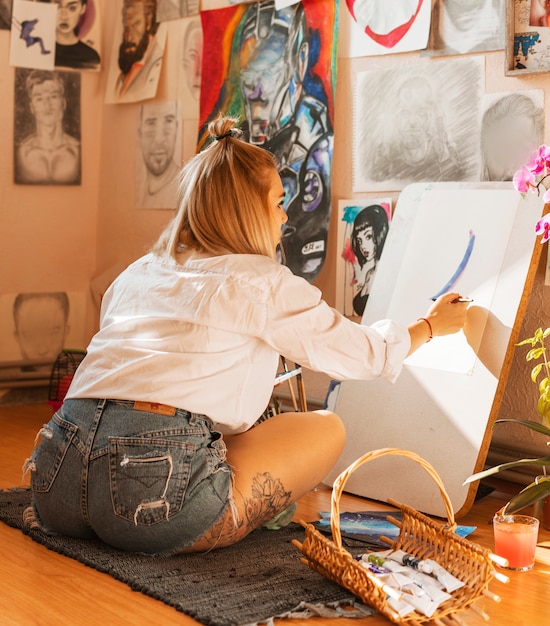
left=339, top=0, right=432, bottom=58
left=157, top=0, right=199, bottom=21
left=335, top=199, right=392, bottom=317
left=0, top=0, right=12, bottom=30
left=104, top=0, right=167, bottom=104
left=135, top=100, right=182, bottom=209
left=9, top=0, right=57, bottom=70
left=53, top=0, right=101, bottom=71
left=480, top=89, right=544, bottom=182
left=353, top=57, right=483, bottom=192
left=199, top=0, right=338, bottom=283
left=14, top=67, right=81, bottom=186
left=424, top=0, right=505, bottom=56
left=0, top=291, right=86, bottom=370
left=178, top=16, right=202, bottom=120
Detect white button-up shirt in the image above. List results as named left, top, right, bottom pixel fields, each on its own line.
left=68, top=252, right=410, bottom=433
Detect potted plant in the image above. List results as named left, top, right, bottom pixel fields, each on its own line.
left=465, top=330, right=550, bottom=526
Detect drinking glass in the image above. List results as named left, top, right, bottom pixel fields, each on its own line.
left=493, top=514, right=539, bottom=571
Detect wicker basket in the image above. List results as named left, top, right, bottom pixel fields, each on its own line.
left=293, top=448, right=504, bottom=625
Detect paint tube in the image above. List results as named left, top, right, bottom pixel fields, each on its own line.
left=400, top=587, right=438, bottom=619
left=387, top=595, right=416, bottom=618
left=360, top=561, right=392, bottom=576
left=422, top=559, right=465, bottom=593
left=384, top=549, right=434, bottom=574
left=362, top=553, right=452, bottom=606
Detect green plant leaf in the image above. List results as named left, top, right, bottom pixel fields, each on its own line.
left=531, top=363, right=543, bottom=382
left=526, top=347, right=545, bottom=361
left=494, top=418, right=550, bottom=437
left=504, top=480, right=550, bottom=514
left=464, top=455, right=550, bottom=484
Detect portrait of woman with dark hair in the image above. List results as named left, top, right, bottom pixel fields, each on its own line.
left=51, top=0, right=101, bottom=70
left=350, top=204, right=389, bottom=316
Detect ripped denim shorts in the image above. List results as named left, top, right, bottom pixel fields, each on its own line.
left=26, top=398, right=232, bottom=555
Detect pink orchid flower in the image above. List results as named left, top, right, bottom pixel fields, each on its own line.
left=535, top=215, right=550, bottom=244
left=513, top=165, right=536, bottom=194
left=530, top=144, right=550, bottom=175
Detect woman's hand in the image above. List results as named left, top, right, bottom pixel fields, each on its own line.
left=408, top=292, right=470, bottom=355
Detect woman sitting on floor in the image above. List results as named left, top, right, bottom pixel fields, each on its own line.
left=24, top=115, right=469, bottom=555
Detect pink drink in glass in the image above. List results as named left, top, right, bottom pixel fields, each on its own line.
left=493, top=514, right=539, bottom=571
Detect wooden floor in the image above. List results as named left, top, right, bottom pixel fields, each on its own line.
left=1, top=403, right=549, bottom=626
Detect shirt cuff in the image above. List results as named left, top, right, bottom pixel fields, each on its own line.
left=371, top=319, right=411, bottom=383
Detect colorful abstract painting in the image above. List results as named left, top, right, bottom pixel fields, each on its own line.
left=199, top=0, right=338, bottom=282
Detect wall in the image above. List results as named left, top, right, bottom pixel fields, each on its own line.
left=0, top=28, right=101, bottom=346
left=0, top=1, right=549, bottom=461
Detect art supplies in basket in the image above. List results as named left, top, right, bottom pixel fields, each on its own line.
left=293, top=449, right=509, bottom=625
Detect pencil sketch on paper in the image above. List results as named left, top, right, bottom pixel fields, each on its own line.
left=425, top=0, right=505, bottom=56
left=480, top=90, right=544, bottom=181
left=14, top=67, right=81, bottom=185
left=157, top=0, right=199, bottom=21
left=353, top=57, right=483, bottom=192
left=0, top=291, right=86, bottom=367
left=178, top=16, right=202, bottom=121
left=135, top=100, right=181, bottom=209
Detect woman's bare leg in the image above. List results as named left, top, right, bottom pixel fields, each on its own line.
left=186, top=410, right=345, bottom=552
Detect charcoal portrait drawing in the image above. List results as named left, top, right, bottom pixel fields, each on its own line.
left=480, top=90, right=544, bottom=181
left=426, top=0, right=505, bottom=55
left=14, top=68, right=81, bottom=185
left=353, top=57, right=483, bottom=191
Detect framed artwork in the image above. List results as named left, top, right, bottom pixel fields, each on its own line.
left=506, top=0, right=550, bottom=75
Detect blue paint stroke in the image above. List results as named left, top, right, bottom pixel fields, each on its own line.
left=341, top=205, right=364, bottom=224
left=430, top=229, right=475, bottom=301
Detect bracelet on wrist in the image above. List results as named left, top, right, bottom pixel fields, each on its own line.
left=417, top=317, right=433, bottom=342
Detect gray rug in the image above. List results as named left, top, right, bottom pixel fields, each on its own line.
left=0, top=488, right=373, bottom=626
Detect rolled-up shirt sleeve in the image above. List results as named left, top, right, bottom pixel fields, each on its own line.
left=260, top=266, right=411, bottom=383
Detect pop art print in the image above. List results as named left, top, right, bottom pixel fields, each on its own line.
left=199, top=0, right=338, bottom=282
left=336, top=199, right=392, bottom=317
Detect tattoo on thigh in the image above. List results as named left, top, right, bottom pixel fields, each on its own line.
left=245, top=472, right=292, bottom=528
left=189, top=472, right=292, bottom=551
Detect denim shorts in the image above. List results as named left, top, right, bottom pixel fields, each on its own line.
left=26, top=398, right=232, bottom=555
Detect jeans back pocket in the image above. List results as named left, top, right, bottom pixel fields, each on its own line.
left=109, top=436, right=195, bottom=526
left=32, top=414, right=78, bottom=493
